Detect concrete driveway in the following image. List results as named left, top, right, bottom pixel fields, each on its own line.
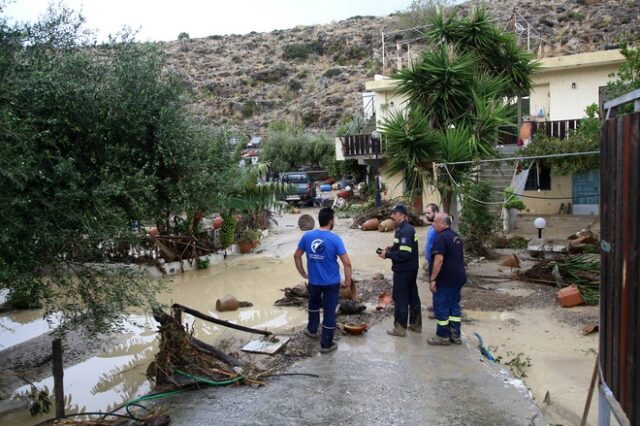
left=163, top=316, right=544, bottom=426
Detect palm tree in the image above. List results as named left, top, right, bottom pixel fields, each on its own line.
left=382, top=7, right=538, bottom=211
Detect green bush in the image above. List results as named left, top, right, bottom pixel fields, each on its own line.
left=323, top=68, right=343, bottom=78
left=196, top=258, right=210, bottom=269
left=219, top=213, right=237, bottom=250
left=178, top=32, right=190, bottom=40
left=503, top=187, right=526, bottom=210
left=460, top=182, right=499, bottom=257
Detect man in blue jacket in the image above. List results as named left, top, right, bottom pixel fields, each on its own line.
left=294, top=207, right=352, bottom=353
left=378, top=204, right=422, bottom=336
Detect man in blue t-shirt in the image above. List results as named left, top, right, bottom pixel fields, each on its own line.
left=427, top=212, right=466, bottom=346
left=294, top=207, right=352, bottom=354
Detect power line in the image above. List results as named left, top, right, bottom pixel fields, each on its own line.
left=434, top=150, right=600, bottom=167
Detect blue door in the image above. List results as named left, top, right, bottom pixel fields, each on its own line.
left=572, top=170, right=600, bottom=215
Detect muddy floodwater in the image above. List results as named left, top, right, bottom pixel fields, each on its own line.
left=0, top=256, right=309, bottom=426
left=0, top=211, right=602, bottom=426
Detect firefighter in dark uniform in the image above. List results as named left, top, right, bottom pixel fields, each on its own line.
left=378, top=204, right=422, bottom=336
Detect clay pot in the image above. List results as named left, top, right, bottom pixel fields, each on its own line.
left=378, top=219, right=395, bottom=232
left=361, top=218, right=380, bottom=231
left=376, top=291, right=393, bottom=310
left=298, top=214, right=315, bottom=231
left=343, top=322, right=368, bottom=335
left=213, top=217, right=223, bottom=230
left=216, top=295, right=240, bottom=312
left=557, top=285, right=583, bottom=307
left=251, top=240, right=258, bottom=249
left=239, top=241, right=252, bottom=254
left=339, top=281, right=357, bottom=300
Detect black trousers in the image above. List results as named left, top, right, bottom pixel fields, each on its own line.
left=392, top=269, right=422, bottom=328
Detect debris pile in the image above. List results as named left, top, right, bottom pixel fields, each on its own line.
left=518, top=254, right=600, bottom=304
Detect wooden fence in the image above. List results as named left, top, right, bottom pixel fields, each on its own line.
left=599, top=110, right=639, bottom=425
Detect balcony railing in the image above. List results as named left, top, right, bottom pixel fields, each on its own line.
left=530, top=119, right=581, bottom=140
left=339, top=134, right=386, bottom=158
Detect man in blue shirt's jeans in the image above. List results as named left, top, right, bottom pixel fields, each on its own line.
left=294, top=208, right=352, bottom=354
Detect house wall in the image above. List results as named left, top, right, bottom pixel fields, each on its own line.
left=381, top=166, right=404, bottom=201
left=365, top=79, right=407, bottom=126
left=522, top=175, right=573, bottom=214
left=530, top=50, right=625, bottom=121
left=334, top=137, right=345, bottom=161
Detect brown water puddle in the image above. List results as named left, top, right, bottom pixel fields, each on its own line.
left=466, top=308, right=599, bottom=425
left=0, top=256, right=308, bottom=425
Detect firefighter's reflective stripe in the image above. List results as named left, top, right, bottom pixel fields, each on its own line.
left=399, top=245, right=412, bottom=252
left=393, top=238, right=399, bottom=243
left=436, top=319, right=449, bottom=326
left=449, top=316, right=461, bottom=322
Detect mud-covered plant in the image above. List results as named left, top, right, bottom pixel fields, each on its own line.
left=502, top=353, right=532, bottom=378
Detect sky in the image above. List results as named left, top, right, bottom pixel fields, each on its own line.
left=3, top=0, right=417, bottom=42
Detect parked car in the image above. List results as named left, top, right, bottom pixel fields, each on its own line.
left=280, top=172, right=316, bottom=205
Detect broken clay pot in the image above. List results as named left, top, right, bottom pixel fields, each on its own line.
left=556, top=284, right=583, bottom=308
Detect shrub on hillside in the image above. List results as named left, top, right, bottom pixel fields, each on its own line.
left=323, top=67, right=343, bottom=78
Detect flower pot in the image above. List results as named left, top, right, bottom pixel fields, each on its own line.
left=216, top=295, right=240, bottom=312
left=239, top=241, right=252, bottom=253
left=557, top=284, right=583, bottom=307
left=361, top=218, right=380, bottom=231
left=251, top=240, right=258, bottom=249
left=378, top=219, right=395, bottom=232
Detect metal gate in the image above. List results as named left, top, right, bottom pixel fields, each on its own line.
left=599, top=89, right=640, bottom=426
left=573, top=170, right=600, bottom=215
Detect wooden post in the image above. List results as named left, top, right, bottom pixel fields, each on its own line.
left=52, top=338, right=65, bottom=418
left=172, top=306, right=182, bottom=325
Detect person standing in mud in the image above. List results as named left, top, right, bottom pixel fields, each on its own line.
left=378, top=204, right=422, bottom=336
left=427, top=212, right=466, bottom=346
left=294, top=207, right=352, bottom=354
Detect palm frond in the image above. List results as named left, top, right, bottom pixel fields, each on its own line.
left=395, top=44, right=475, bottom=128
left=379, top=108, right=440, bottom=193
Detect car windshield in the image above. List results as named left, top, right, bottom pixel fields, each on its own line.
left=285, top=174, right=307, bottom=184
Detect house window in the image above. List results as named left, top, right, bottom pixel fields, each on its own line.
left=525, top=163, right=551, bottom=191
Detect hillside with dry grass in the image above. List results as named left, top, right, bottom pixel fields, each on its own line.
left=160, top=0, right=639, bottom=134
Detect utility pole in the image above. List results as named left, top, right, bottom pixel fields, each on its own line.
left=381, top=30, right=385, bottom=75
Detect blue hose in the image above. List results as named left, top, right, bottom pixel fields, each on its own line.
left=473, top=332, right=496, bottom=362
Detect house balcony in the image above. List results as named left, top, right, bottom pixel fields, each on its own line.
left=528, top=118, right=581, bottom=140
left=338, top=134, right=386, bottom=160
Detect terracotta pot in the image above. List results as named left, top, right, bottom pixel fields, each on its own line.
left=361, top=218, right=380, bottom=231
left=216, top=295, right=240, bottom=312
left=213, top=217, right=223, bottom=230
left=251, top=240, right=258, bottom=248
left=339, top=281, right=357, bottom=300
left=343, top=322, right=368, bottom=335
left=378, top=219, right=395, bottom=232
left=557, top=285, right=583, bottom=307
left=239, top=241, right=252, bottom=253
